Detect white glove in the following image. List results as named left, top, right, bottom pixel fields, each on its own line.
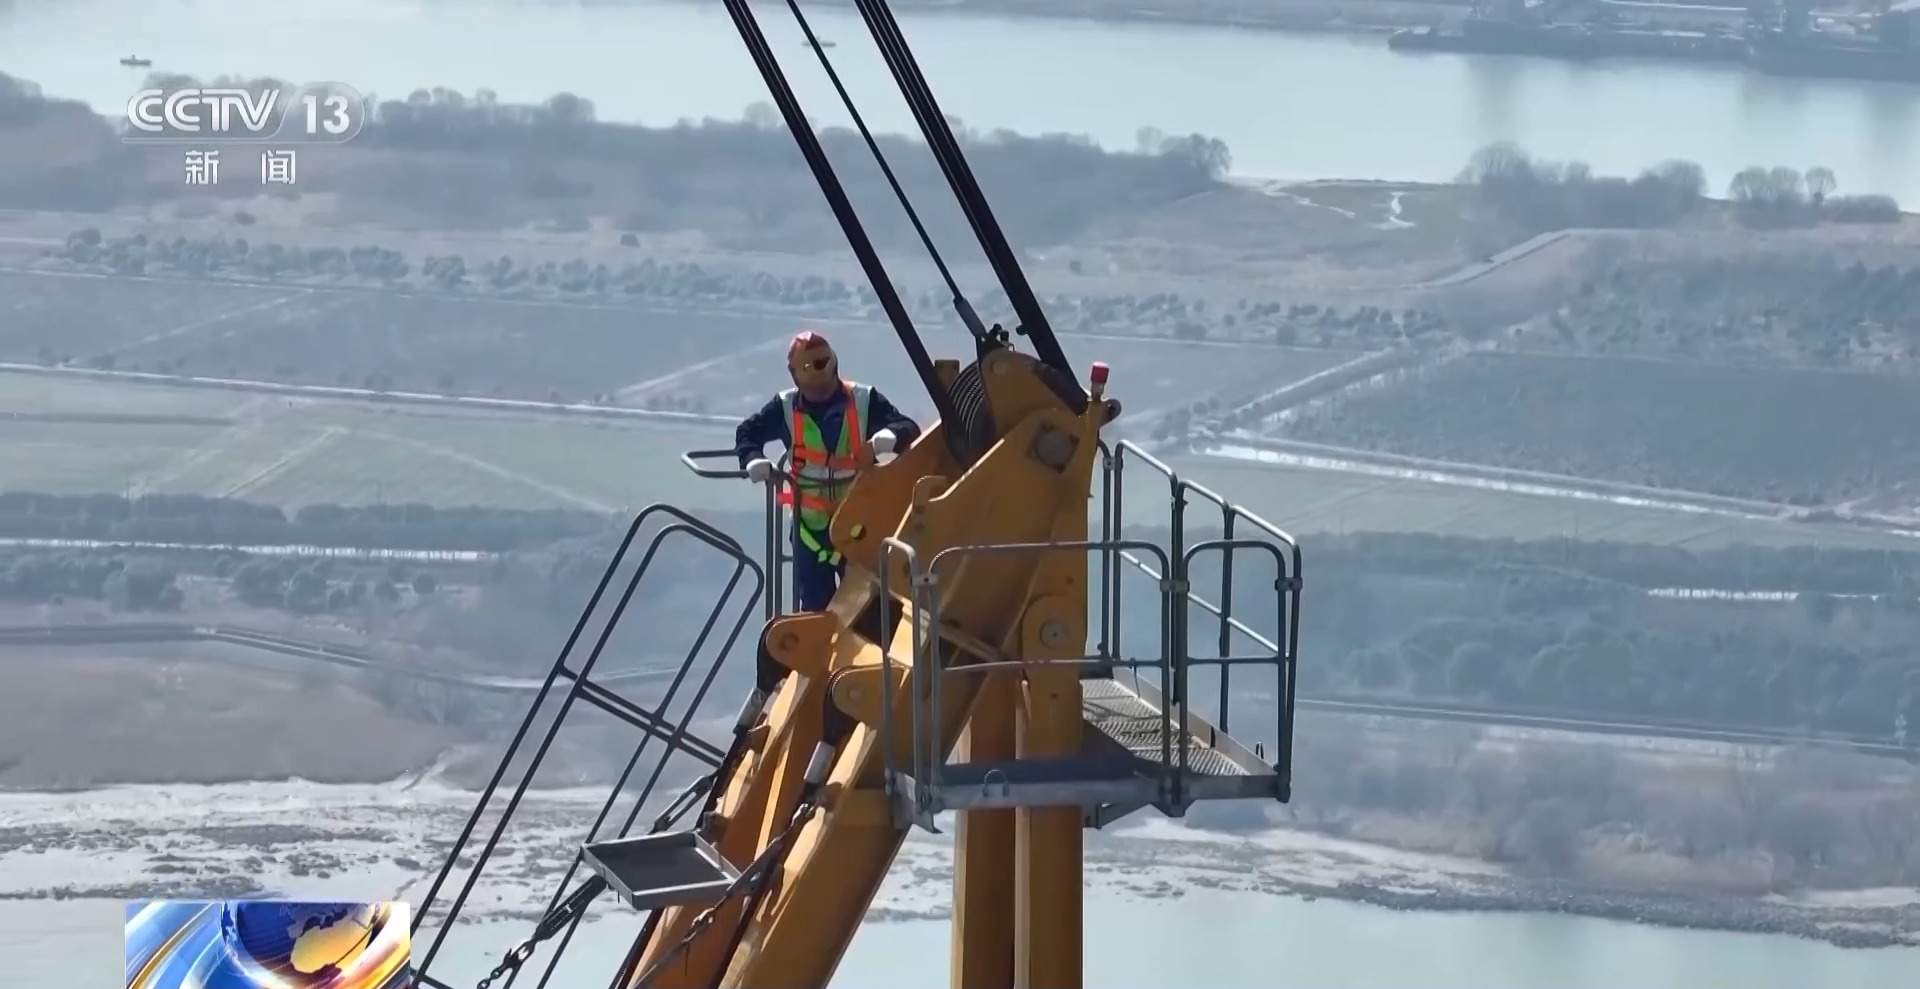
left=871, top=429, right=899, bottom=456
left=745, top=458, right=773, bottom=483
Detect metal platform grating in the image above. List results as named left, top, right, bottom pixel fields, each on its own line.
left=581, top=830, right=740, bottom=910
left=1081, top=676, right=1247, bottom=778
left=891, top=674, right=1278, bottom=818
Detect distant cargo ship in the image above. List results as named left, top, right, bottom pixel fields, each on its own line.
left=1749, top=32, right=1920, bottom=83
left=1389, top=9, right=1919, bottom=84
left=1389, top=21, right=1598, bottom=58
left=1388, top=19, right=1747, bottom=61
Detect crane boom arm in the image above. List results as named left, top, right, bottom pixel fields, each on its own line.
left=625, top=352, right=1105, bottom=988
left=413, top=5, right=1297, bottom=985
left=623, top=2, right=1129, bottom=984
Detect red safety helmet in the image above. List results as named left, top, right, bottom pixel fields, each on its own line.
left=788, top=330, right=839, bottom=399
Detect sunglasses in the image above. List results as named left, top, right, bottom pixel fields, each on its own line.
left=796, top=357, right=832, bottom=372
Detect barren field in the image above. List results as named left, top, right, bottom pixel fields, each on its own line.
left=120, top=292, right=808, bottom=405
left=1068, top=179, right=1479, bottom=294
left=0, top=649, right=459, bottom=788
left=651, top=320, right=1363, bottom=420
left=0, top=270, right=291, bottom=361
left=0, top=375, right=754, bottom=512
left=0, top=265, right=1365, bottom=418
left=1, top=273, right=797, bottom=404
left=0, top=370, right=245, bottom=418
left=1275, top=351, right=1920, bottom=509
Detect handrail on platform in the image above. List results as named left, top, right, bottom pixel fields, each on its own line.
left=678, top=436, right=1306, bottom=817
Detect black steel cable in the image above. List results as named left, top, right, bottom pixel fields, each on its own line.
left=785, top=0, right=969, bottom=325
left=844, top=0, right=1075, bottom=377
left=846, top=4, right=986, bottom=286
left=866, top=11, right=1061, bottom=371
left=714, top=0, right=966, bottom=457
left=624, top=804, right=821, bottom=989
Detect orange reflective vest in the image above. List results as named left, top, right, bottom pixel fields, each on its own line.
left=779, top=383, right=873, bottom=555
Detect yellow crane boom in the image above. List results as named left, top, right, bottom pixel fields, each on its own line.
left=404, top=351, right=1297, bottom=989
left=627, top=349, right=1107, bottom=988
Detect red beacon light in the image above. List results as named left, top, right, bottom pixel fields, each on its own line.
left=1088, top=361, right=1109, bottom=401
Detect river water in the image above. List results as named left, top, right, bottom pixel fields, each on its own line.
left=8, top=884, right=1919, bottom=989
left=2, top=777, right=1918, bottom=987
left=2, top=0, right=1918, bottom=202
left=542, top=884, right=1920, bottom=989
left=420, top=889, right=1920, bottom=989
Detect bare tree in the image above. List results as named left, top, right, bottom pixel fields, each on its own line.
left=742, top=101, right=780, bottom=130
left=1460, top=141, right=1535, bottom=187
left=1648, top=159, right=1706, bottom=199
left=1805, top=166, right=1837, bottom=207
left=1728, top=166, right=1770, bottom=205
left=1766, top=166, right=1807, bottom=208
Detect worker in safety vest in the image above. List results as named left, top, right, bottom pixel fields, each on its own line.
left=736, top=331, right=921, bottom=611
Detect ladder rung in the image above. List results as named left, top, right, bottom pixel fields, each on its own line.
left=581, top=831, right=740, bottom=910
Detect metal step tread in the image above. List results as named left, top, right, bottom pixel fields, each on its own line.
left=580, top=830, right=739, bottom=910
left=1081, top=676, right=1257, bottom=778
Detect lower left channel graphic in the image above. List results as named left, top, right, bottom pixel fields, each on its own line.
left=125, top=900, right=414, bottom=989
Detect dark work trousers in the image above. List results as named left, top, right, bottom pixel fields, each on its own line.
left=793, top=528, right=845, bottom=611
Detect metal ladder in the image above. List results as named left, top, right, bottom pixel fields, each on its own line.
left=408, top=504, right=764, bottom=989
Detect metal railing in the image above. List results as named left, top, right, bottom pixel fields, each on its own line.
left=1097, top=439, right=1303, bottom=789
left=682, top=448, right=874, bottom=617
left=409, top=504, right=763, bottom=989
left=679, top=434, right=1304, bottom=818
left=682, top=448, right=803, bottom=617
left=876, top=536, right=1178, bottom=826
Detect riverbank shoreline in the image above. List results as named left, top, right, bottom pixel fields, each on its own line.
left=2, top=779, right=1914, bottom=952
left=1267, top=850, right=1920, bottom=951
left=1101, top=818, right=1920, bottom=951
left=726, top=0, right=1459, bottom=39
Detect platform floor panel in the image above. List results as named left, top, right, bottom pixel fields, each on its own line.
left=1080, top=676, right=1251, bottom=778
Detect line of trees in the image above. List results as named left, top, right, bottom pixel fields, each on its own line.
left=356, top=87, right=1232, bottom=184
left=1119, top=528, right=1920, bottom=740
left=0, top=547, right=442, bottom=617
left=229, top=556, right=433, bottom=614
left=1459, top=142, right=1709, bottom=232
left=1727, top=165, right=1901, bottom=226
left=1460, top=143, right=1904, bottom=234
left=49, top=229, right=859, bottom=311
left=4, top=70, right=1234, bottom=248
left=0, top=492, right=608, bottom=551
left=355, top=87, right=1234, bottom=246
left=0, top=552, right=183, bottom=610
